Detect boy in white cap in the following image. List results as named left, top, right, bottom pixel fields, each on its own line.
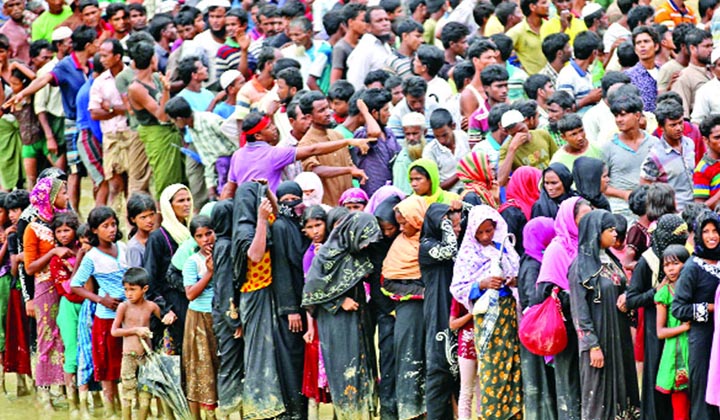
left=497, top=108, right=558, bottom=186
left=214, top=69, right=245, bottom=119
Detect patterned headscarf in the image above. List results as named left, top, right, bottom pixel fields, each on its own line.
left=457, top=151, right=497, bottom=208
left=29, top=177, right=65, bottom=222
left=651, top=214, right=689, bottom=258
left=450, top=205, right=520, bottom=310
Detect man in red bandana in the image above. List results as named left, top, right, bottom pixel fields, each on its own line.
left=220, top=111, right=372, bottom=199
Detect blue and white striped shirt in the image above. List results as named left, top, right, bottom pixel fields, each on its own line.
left=70, top=243, right=128, bottom=319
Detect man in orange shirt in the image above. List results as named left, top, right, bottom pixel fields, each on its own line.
left=655, top=0, right=698, bottom=26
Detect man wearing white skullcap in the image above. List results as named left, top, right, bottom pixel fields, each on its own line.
left=393, top=112, right=428, bottom=194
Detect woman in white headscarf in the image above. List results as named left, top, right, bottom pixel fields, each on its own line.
left=143, top=183, right=193, bottom=353
left=295, top=172, right=331, bottom=211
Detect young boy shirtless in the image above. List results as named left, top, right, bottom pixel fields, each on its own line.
left=111, top=267, right=161, bottom=420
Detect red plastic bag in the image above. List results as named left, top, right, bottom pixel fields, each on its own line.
left=519, top=286, right=568, bottom=356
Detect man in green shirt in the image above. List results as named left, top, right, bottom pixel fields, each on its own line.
left=550, top=113, right=604, bottom=171
left=31, top=0, right=73, bottom=42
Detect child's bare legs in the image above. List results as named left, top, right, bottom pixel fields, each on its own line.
left=102, top=380, right=118, bottom=417
left=308, top=398, right=319, bottom=420
left=23, top=158, right=37, bottom=189
left=136, top=392, right=151, bottom=420
left=189, top=401, right=201, bottom=420
left=457, top=357, right=477, bottom=420
left=64, top=373, right=78, bottom=413
left=78, top=384, right=91, bottom=420
left=16, top=373, right=29, bottom=396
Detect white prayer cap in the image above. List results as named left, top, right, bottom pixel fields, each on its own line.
left=712, top=47, right=720, bottom=65
left=196, top=0, right=231, bottom=12
left=220, top=70, right=242, bottom=90
left=581, top=2, right=603, bottom=19
left=51, top=26, right=72, bottom=41
left=401, top=112, right=426, bottom=128
left=501, top=109, right=525, bottom=129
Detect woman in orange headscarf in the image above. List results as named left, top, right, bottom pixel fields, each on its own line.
left=381, top=195, right=429, bottom=419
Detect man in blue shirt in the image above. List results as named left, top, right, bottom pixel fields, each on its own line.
left=11, top=24, right=97, bottom=210
left=75, top=54, right=107, bottom=206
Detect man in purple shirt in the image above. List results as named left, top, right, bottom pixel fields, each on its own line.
left=625, top=26, right=659, bottom=112
left=221, top=111, right=372, bottom=198
left=351, top=88, right=401, bottom=196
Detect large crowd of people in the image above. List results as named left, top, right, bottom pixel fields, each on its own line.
left=1, top=0, right=720, bottom=419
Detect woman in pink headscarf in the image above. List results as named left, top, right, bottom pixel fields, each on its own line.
left=498, top=166, right=542, bottom=255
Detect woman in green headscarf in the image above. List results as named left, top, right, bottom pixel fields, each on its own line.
left=408, top=158, right=459, bottom=206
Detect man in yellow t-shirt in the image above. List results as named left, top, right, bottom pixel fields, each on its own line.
left=507, top=0, right=549, bottom=75
left=540, top=0, right=588, bottom=44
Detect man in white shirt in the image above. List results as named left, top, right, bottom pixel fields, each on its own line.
left=281, top=16, right=332, bottom=92
left=346, top=6, right=392, bottom=89
left=413, top=44, right=453, bottom=106
left=194, top=0, right=230, bottom=84
left=424, top=108, right=470, bottom=193
left=691, top=47, right=720, bottom=124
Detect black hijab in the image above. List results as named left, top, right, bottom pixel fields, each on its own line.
left=232, top=182, right=272, bottom=278
left=374, top=195, right=402, bottom=230
left=211, top=198, right=242, bottom=329
left=326, top=207, right=350, bottom=233
left=572, top=157, right=611, bottom=211
left=694, top=210, right=720, bottom=260
left=572, top=209, right=620, bottom=292
left=211, top=199, right=234, bottom=239
left=273, top=181, right=308, bottom=271
left=532, top=163, right=576, bottom=218
left=302, top=212, right=382, bottom=307
left=276, top=181, right=304, bottom=221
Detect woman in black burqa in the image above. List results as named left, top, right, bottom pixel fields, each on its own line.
left=671, top=210, right=720, bottom=420
left=420, top=203, right=461, bottom=419
left=210, top=199, right=243, bottom=415
left=232, top=181, right=285, bottom=419
left=302, top=212, right=382, bottom=420
left=568, top=210, right=639, bottom=420
left=271, top=181, right=311, bottom=419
